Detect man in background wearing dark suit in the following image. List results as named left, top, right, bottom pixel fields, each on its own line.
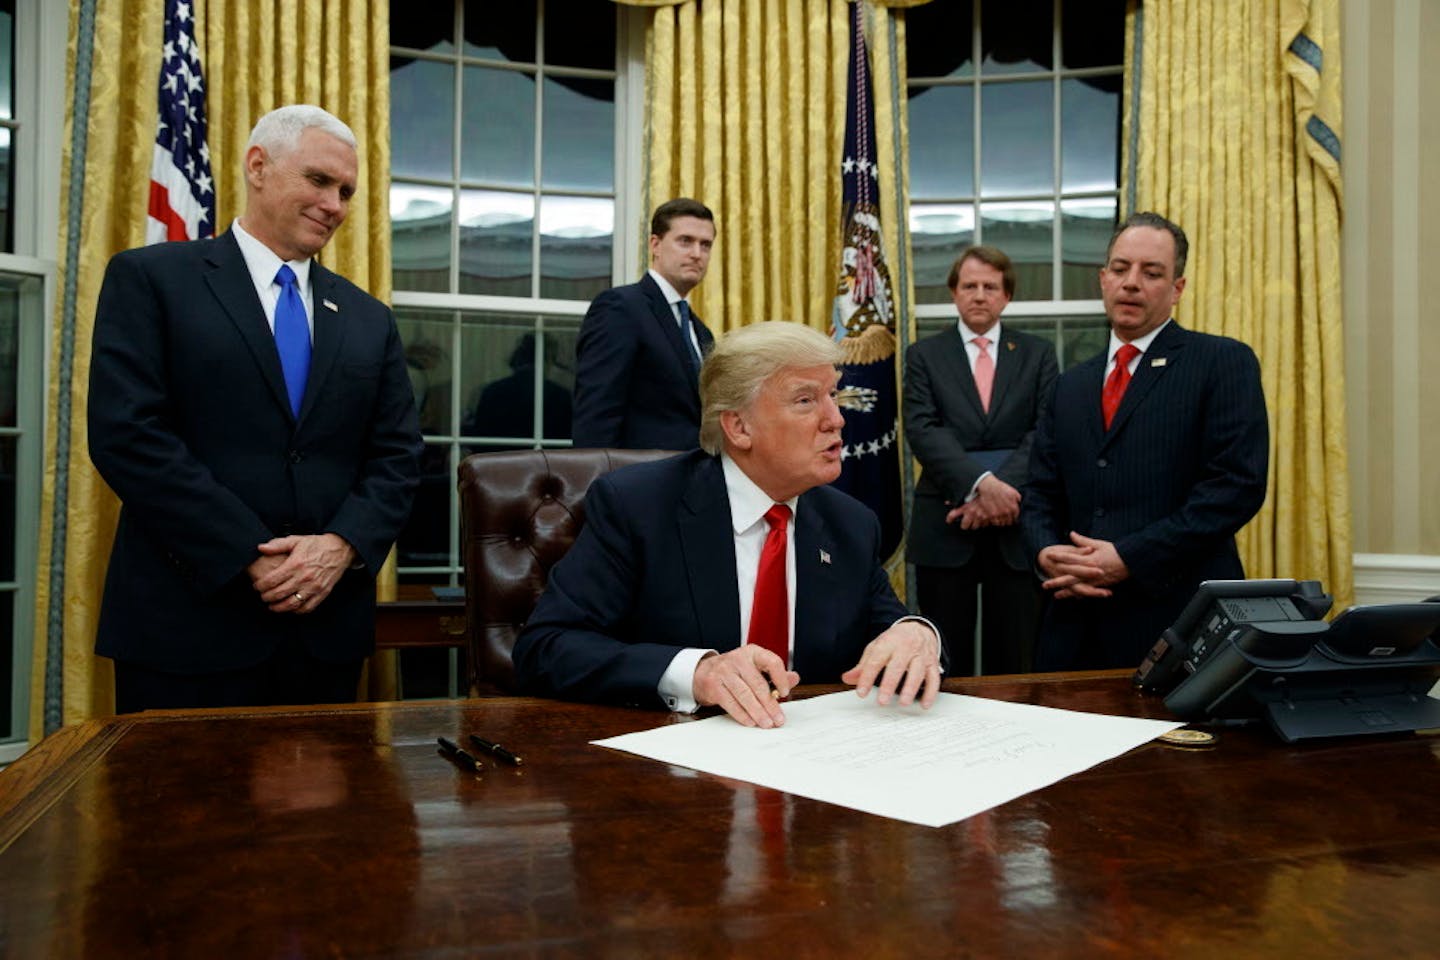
left=571, top=198, right=716, bottom=450
left=1021, top=212, right=1268, bottom=671
left=905, top=246, right=1057, bottom=675
left=88, top=105, right=422, bottom=711
left=516, top=321, right=942, bottom=728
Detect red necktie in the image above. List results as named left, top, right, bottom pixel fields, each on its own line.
left=747, top=504, right=791, bottom=664
left=1102, top=343, right=1141, bottom=429
left=973, top=336, right=994, bottom=413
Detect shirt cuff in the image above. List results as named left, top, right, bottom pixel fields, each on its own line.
left=895, top=615, right=946, bottom=674
left=658, top=647, right=715, bottom=713
left=964, top=470, right=993, bottom=503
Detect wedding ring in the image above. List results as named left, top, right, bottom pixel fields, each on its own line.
left=294, top=592, right=304, bottom=603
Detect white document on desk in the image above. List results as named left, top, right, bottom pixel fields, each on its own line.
left=592, top=691, right=1183, bottom=828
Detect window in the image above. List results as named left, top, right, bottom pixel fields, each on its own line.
left=387, top=1, right=636, bottom=692
left=0, top=0, right=13, bottom=253
left=1, top=0, right=61, bottom=761
left=906, top=0, right=1125, bottom=367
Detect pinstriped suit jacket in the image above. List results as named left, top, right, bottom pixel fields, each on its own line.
left=1020, top=320, right=1269, bottom=670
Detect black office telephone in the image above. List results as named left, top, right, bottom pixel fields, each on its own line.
left=1133, top=579, right=1333, bottom=694
left=1136, top=581, right=1440, bottom=742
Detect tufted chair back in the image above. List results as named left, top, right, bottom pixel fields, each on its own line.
left=458, top=447, right=677, bottom=695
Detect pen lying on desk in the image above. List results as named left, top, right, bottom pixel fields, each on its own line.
left=437, top=737, right=484, bottom=773
left=469, top=734, right=524, bottom=766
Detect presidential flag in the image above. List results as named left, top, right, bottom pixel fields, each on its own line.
left=831, top=0, right=902, bottom=560
left=147, top=0, right=214, bottom=244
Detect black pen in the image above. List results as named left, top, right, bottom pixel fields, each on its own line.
left=437, top=736, right=484, bottom=773
left=469, top=734, right=524, bottom=766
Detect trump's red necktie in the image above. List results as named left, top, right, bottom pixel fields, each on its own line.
left=747, top=504, right=791, bottom=664
left=1102, top=343, right=1141, bottom=429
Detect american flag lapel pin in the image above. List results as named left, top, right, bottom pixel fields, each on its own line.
left=819, top=549, right=832, bottom=565
left=322, top=299, right=339, bottom=312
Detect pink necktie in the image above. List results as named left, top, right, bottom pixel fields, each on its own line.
left=973, top=336, right=994, bottom=413
left=747, top=504, right=791, bottom=665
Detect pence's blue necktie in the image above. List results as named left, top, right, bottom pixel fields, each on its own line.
left=273, top=264, right=311, bottom=417
left=677, top=299, right=702, bottom=371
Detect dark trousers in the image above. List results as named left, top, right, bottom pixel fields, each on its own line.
left=915, top=538, right=1042, bottom=677
left=114, top=639, right=364, bottom=713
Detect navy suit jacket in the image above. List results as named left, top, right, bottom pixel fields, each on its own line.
left=512, top=451, right=909, bottom=708
left=570, top=273, right=714, bottom=450
left=88, top=230, right=422, bottom=672
left=904, top=325, right=1058, bottom=570
left=1020, top=321, right=1269, bottom=670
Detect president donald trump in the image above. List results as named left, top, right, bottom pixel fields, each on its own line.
left=514, top=321, right=941, bottom=727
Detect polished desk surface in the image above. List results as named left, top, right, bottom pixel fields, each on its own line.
left=3, top=673, right=1440, bottom=958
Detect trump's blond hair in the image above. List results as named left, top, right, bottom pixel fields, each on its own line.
left=698, top=322, right=842, bottom=455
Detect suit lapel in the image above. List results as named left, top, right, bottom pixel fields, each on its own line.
left=987, top=331, right=1025, bottom=416
left=1076, top=352, right=1109, bottom=449
left=677, top=457, right=742, bottom=651
left=1103, top=321, right=1187, bottom=445
left=203, top=231, right=294, bottom=420
left=793, top=493, right=838, bottom=673
left=301, top=263, right=346, bottom=425
left=942, top=328, right=987, bottom=420
left=641, top=274, right=700, bottom=391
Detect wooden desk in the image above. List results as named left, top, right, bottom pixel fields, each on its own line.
left=373, top=597, right=466, bottom=651
left=3, top=673, right=1440, bottom=958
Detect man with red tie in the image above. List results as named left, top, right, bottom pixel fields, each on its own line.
left=1020, top=212, right=1269, bottom=671
left=514, top=322, right=941, bottom=728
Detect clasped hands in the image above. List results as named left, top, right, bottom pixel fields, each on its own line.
left=945, top=474, right=1020, bottom=530
left=691, top=620, right=942, bottom=729
left=1036, top=531, right=1129, bottom=599
left=247, top=532, right=356, bottom=614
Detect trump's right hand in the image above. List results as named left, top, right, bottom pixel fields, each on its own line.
left=692, top=647, right=800, bottom=729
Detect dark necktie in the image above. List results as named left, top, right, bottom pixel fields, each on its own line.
left=677, top=300, right=702, bottom=371
left=1101, top=343, right=1141, bottom=430
left=747, top=504, right=791, bottom=665
left=274, top=264, right=311, bottom=417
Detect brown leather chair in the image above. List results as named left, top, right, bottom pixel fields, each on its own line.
left=458, top=448, right=677, bottom=695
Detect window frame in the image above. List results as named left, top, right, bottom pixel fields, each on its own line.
left=388, top=0, right=642, bottom=590
left=906, top=0, right=1124, bottom=366
left=0, top=0, right=64, bottom=761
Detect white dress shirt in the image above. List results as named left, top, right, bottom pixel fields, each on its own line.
left=657, top=454, right=941, bottom=712
left=647, top=267, right=703, bottom=359
left=1105, top=318, right=1171, bottom=377
left=958, top=318, right=1001, bottom=500
left=231, top=219, right=316, bottom=342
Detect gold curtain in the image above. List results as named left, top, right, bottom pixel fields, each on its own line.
left=643, top=0, right=905, bottom=336
left=33, top=0, right=392, bottom=735
left=1126, top=0, right=1352, bottom=607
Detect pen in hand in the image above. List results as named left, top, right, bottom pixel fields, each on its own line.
left=437, top=736, right=484, bottom=773
left=469, top=734, right=524, bottom=766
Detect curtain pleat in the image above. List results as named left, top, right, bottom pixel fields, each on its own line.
left=644, top=0, right=850, bottom=336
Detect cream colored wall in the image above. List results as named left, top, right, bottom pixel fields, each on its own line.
left=1342, top=0, right=1440, bottom=560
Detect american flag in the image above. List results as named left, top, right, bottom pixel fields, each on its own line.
left=830, top=0, right=902, bottom=560
left=147, top=0, right=214, bottom=244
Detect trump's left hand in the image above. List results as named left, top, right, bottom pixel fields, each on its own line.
left=250, top=533, right=357, bottom=614
left=841, top=620, right=943, bottom=709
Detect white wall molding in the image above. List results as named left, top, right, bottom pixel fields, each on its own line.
left=1352, top=553, right=1440, bottom=605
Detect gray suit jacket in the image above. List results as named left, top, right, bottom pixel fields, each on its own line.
left=904, top=325, right=1058, bottom=570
